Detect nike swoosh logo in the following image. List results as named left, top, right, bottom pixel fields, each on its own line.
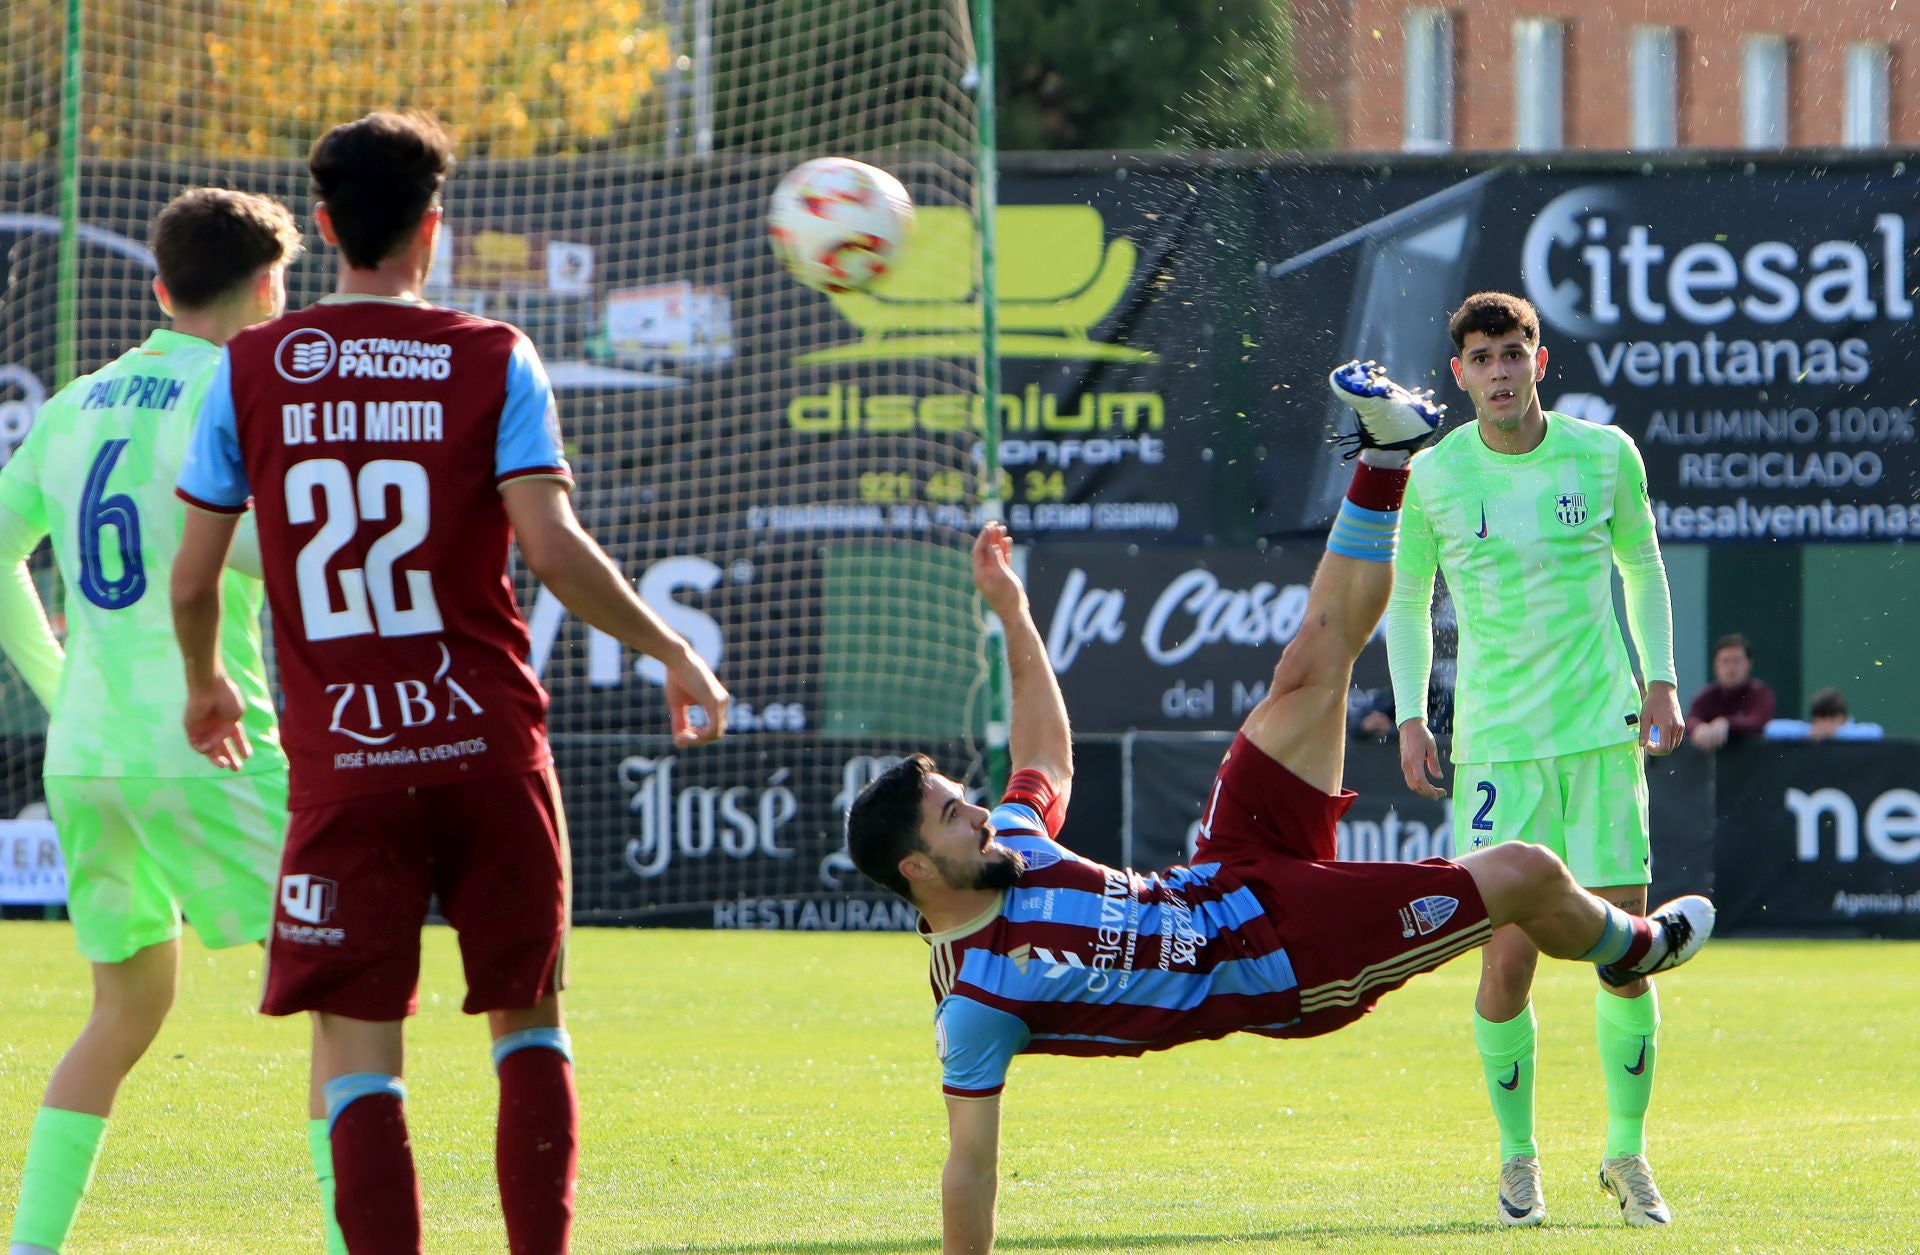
left=1626, top=1040, right=1648, bottom=1076
left=1474, top=505, right=1489, bottom=539
left=1500, top=1196, right=1531, bottom=1218
left=1498, top=1062, right=1520, bottom=1090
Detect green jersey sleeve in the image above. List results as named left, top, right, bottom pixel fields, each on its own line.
left=1387, top=464, right=1439, bottom=726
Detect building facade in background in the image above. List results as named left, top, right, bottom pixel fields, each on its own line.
left=1297, top=0, right=1912, bottom=151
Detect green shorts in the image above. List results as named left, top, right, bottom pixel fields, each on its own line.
left=44, top=770, right=289, bottom=964
left=1451, top=742, right=1650, bottom=889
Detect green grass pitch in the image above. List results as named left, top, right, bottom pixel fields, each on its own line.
left=2, top=923, right=1914, bottom=1253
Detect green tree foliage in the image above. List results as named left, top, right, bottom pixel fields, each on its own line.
left=997, top=0, right=1331, bottom=150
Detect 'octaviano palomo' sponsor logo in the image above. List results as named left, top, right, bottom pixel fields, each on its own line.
left=1520, top=184, right=1911, bottom=389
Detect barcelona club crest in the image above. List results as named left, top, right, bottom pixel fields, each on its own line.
left=1554, top=492, right=1588, bottom=526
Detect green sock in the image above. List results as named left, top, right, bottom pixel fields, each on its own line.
left=1474, top=1003, right=1538, bottom=1160
left=307, top=1118, right=348, bottom=1255
left=1596, top=984, right=1660, bottom=1158
left=10, top=1106, right=107, bottom=1252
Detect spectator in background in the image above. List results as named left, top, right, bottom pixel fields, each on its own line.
left=1687, top=634, right=1775, bottom=750
left=1347, top=685, right=1396, bottom=740
left=1765, top=686, right=1885, bottom=742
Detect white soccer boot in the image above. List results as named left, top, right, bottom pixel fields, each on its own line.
left=1597, top=894, right=1715, bottom=988
left=1599, top=1153, right=1673, bottom=1227
left=1497, top=1153, right=1546, bottom=1227
left=1327, top=358, right=1446, bottom=457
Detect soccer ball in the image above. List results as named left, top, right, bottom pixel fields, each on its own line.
left=767, top=157, right=913, bottom=294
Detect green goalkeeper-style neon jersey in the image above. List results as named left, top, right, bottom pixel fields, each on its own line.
left=1388, top=412, right=1673, bottom=765
left=0, top=329, right=282, bottom=778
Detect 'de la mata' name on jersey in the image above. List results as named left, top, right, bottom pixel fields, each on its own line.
left=176, top=296, right=573, bottom=807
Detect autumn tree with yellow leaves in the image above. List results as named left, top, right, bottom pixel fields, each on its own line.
left=1, top=0, right=672, bottom=161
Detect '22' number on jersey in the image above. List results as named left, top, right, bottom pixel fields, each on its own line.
left=287, top=458, right=442, bottom=640
left=78, top=439, right=146, bottom=610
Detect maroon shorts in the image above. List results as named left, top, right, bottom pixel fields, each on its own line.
left=262, top=768, right=570, bottom=1020
left=1192, top=733, right=1492, bottom=1037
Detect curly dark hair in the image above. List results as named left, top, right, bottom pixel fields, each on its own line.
left=1448, top=291, right=1540, bottom=352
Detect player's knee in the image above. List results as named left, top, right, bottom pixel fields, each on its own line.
left=91, top=983, right=173, bottom=1045
left=1492, top=841, right=1570, bottom=900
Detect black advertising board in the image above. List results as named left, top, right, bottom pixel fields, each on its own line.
left=1023, top=543, right=1394, bottom=734
left=1256, top=161, right=1920, bottom=540
left=556, top=735, right=973, bottom=928
left=1711, top=740, right=1920, bottom=936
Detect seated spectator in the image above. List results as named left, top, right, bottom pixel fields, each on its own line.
left=1687, top=633, right=1775, bottom=750
left=1765, top=686, right=1885, bottom=742
left=1347, top=685, right=1395, bottom=740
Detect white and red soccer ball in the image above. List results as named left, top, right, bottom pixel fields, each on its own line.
left=767, top=157, right=913, bottom=294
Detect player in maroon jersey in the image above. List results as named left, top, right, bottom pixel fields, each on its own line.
left=170, top=111, right=728, bottom=1255
left=846, top=368, right=1716, bottom=1252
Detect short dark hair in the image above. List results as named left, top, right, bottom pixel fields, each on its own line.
left=1810, top=687, right=1849, bottom=720
left=1712, top=633, right=1751, bottom=660
left=151, top=188, right=301, bottom=311
left=1448, top=291, right=1541, bottom=353
left=309, top=110, right=455, bottom=269
left=846, top=753, right=937, bottom=902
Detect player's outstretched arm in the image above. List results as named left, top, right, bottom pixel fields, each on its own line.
left=943, top=1095, right=1000, bottom=1254
left=171, top=505, right=250, bottom=771
left=503, top=478, right=729, bottom=746
left=972, top=523, right=1072, bottom=798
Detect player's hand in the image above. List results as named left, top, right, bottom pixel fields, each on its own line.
left=1639, top=682, right=1684, bottom=756
left=970, top=521, right=1026, bottom=618
left=664, top=650, right=729, bottom=747
left=1398, top=718, right=1447, bottom=798
left=183, top=676, right=250, bottom=772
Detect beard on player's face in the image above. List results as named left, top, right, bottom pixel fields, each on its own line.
left=928, top=839, right=1023, bottom=891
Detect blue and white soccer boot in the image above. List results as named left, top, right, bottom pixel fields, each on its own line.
left=1597, top=894, right=1715, bottom=988
left=1498, top=1153, right=1546, bottom=1228
left=1327, top=358, right=1446, bottom=459
left=1599, top=1153, right=1672, bottom=1227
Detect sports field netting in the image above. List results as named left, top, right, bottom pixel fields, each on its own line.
left=0, top=0, right=993, bottom=924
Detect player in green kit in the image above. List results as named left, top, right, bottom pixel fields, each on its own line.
left=0, top=189, right=302, bottom=1255
left=1382, top=292, right=1687, bottom=1229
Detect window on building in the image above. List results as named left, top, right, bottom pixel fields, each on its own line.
left=1631, top=27, right=1679, bottom=149
left=1404, top=8, right=1455, bottom=151
left=1742, top=35, right=1790, bottom=148
left=1513, top=18, right=1566, bottom=150
left=1844, top=43, right=1890, bottom=147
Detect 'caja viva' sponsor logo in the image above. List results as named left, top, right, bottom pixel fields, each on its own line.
left=1522, top=186, right=1909, bottom=387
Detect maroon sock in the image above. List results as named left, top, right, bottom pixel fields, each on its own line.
left=331, top=1093, right=423, bottom=1255
left=497, top=1047, right=579, bottom=1254
left=1347, top=461, right=1410, bottom=511
left=1619, top=915, right=1657, bottom=969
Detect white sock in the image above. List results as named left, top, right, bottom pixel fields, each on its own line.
left=1359, top=447, right=1412, bottom=469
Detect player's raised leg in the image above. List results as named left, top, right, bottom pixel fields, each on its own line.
left=1459, top=842, right=1712, bottom=981
left=1237, top=362, right=1443, bottom=793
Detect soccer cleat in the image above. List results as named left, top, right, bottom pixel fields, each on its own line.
left=1599, top=1154, right=1672, bottom=1227
left=1597, top=894, right=1715, bottom=988
left=1497, top=1153, right=1546, bottom=1227
left=1327, top=359, right=1446, bottom=458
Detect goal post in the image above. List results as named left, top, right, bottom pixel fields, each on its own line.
left=0, top=0, right=1004, bottom=927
